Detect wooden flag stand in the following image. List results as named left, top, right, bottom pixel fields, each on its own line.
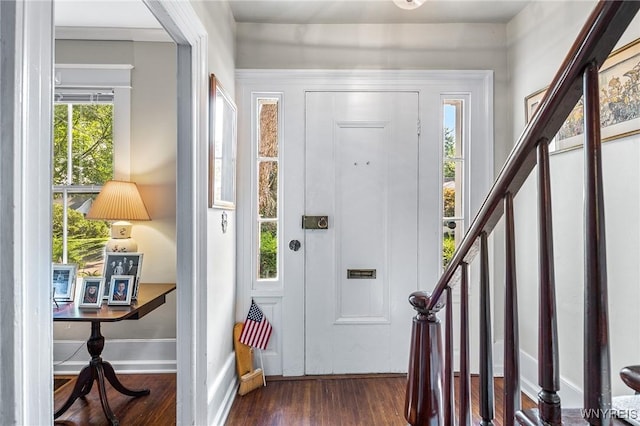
left=233, top=322, right=265, bottom=395
left=257, top=348, right=266, bottom=386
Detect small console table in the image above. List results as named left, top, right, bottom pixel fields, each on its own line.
left=53, top=283, right=176, bottom=426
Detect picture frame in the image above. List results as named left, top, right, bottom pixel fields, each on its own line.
left=208, top=74, right=237, bottom=209
left=101, top=252, right=143, bottom=300
left=524, top=87, right=546, bottom=124
left=525, top=37, right=640, bottom=152
left=107, top=276, right=134, bottom=306
left=52, top=264, right=77, bottom=301
left=78, top=277, right=105, bottom=309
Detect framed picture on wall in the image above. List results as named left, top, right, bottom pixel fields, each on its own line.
left=525, top=37, right=640, bottom=152
left=524, top=87, right=546, bottom=124
left=208, top=74, right=237, bottom=209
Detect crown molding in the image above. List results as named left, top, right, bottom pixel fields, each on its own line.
left=55, top=26, right=172, bottom=42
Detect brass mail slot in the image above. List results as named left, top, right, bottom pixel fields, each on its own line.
left=347, top=269, right=377, bottom=279
left=302, top=215, right=329, bottom=229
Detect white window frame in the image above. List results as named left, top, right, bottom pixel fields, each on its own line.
left=252, top=92, right=283, bottom=291
left=55, top=64, right=132, bottom=180
left=441, top=95, right=470, bottom=270
left=53, top=65, right=132, bottom=264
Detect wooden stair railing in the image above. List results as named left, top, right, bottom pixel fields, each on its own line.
left=404, top=1, right=640, bottom=425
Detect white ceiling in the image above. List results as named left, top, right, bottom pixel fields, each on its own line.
left=229, top=0, right=531, bottom=24
left=54, top=0, right=162, bottom=29
left=54, top=0, right=532, bottom=40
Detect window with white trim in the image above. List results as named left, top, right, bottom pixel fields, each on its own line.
left=442, top=99, right=465, bottom=268
left=256, top=97, right=280, bottom=280
left=53, top=66, right=131, bottom=276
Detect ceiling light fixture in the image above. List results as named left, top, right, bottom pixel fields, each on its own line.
left=392, top=0, right=426, bottom=10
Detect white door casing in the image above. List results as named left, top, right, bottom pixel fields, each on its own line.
left=304, top=91, right=419, bottom=374
left=9, top=1, right=210, bottom=423
left=235, top=70, right=494, bottom=377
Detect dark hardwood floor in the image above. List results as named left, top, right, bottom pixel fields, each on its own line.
left=54, top=373, right=536, bottom=425
left=54, top=373, right=176, bottom=426
left=226, top=374, right=537, bottom=425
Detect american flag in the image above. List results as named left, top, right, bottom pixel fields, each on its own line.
left=239, top=301, right=272, bottom=350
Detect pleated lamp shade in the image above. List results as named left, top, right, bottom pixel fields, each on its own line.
left=87, top=180, right=150, bottom=252
left=87, top=180, right=150, bottom=221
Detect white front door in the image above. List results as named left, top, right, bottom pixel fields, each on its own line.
left=236, top=70, right=493, bottom=377
left=304, top=91, right=421, bottom=374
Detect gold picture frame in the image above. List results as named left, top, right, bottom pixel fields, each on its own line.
left=525, top=37, right=640, bottom=152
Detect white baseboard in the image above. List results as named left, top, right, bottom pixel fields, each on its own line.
left=491, top=340, right=583, bottom=407
left=208, top=353, right=238, bottom=426
left=54, top=338, right=176, bottom=374
left=493, top=340, right=504, bottom=377
left=519, top=348, right=583, bottom=408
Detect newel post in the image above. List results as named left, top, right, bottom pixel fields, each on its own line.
left=405, top=291, right=445, bottom=426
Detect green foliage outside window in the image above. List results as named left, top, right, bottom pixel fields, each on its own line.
left=53, top=104, right=114, bottom=185
left=443, top=188, right=455, bottom=218
left=53, top=103, right=114, bottom=272
left=443, top=126, right=457, bottom=267
left=259, top=224, right=277, bottom=279
left=52, top=203, right=109, bottom=272
left=443, top=127, right=456, bottom=180
left=443, top=234, right=456, bottom=267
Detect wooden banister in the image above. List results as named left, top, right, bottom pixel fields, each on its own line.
left=504, top=192, right=520, bottom=426
left=444, top=286, right=455, bottom=426
left=459, top=263, right=471, bottom=426
left=405, top=1, right=640, bottom=425
left=583, top=61, right=611, bottom=425
left=536, top=137, right=561, bottom=425
left=479, top=232, right=495, bottom=426
left=423, top=0, right=639, bottom=313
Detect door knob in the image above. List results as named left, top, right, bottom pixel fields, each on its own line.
left=289, top=240, right=301, bottom=251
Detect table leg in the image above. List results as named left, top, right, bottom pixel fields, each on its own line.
left=54, top=364, right=94, bottom=418
left=103, top=360, right=150, bottom=397
left=95, top=362, right=120, bottom=426
left=54, top=320, right=149, bottom=425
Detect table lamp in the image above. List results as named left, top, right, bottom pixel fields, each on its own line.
left=86, top=180, right=150, bottom=252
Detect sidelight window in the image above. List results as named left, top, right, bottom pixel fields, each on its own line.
left=442, top=99, right=465, bottom=268
left=256, top=97, right=280, bottom=280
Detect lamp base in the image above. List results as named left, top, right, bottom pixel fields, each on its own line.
left=105, top=238, right=138, bottom=253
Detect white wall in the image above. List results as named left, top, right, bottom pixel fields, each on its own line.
left=507, top=1, right=640, bottom=402
left=236, top=22, right=511, bottom=175
left=53, top=41, right=178, bottom=350
left=188, top=1, right=239, bottom=424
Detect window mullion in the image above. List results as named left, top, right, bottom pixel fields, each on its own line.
left=62, top=188, right=69, bottom=264
left=66, top=103, right=73, bottom=185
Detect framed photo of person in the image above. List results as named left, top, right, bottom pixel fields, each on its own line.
left=108, top=276, right=134, bottom=306
left=52, top=264, right=77, bottom=301
left=78, top=277, right=105, bottom=309
left=102, top=253, right=143, bottom=300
